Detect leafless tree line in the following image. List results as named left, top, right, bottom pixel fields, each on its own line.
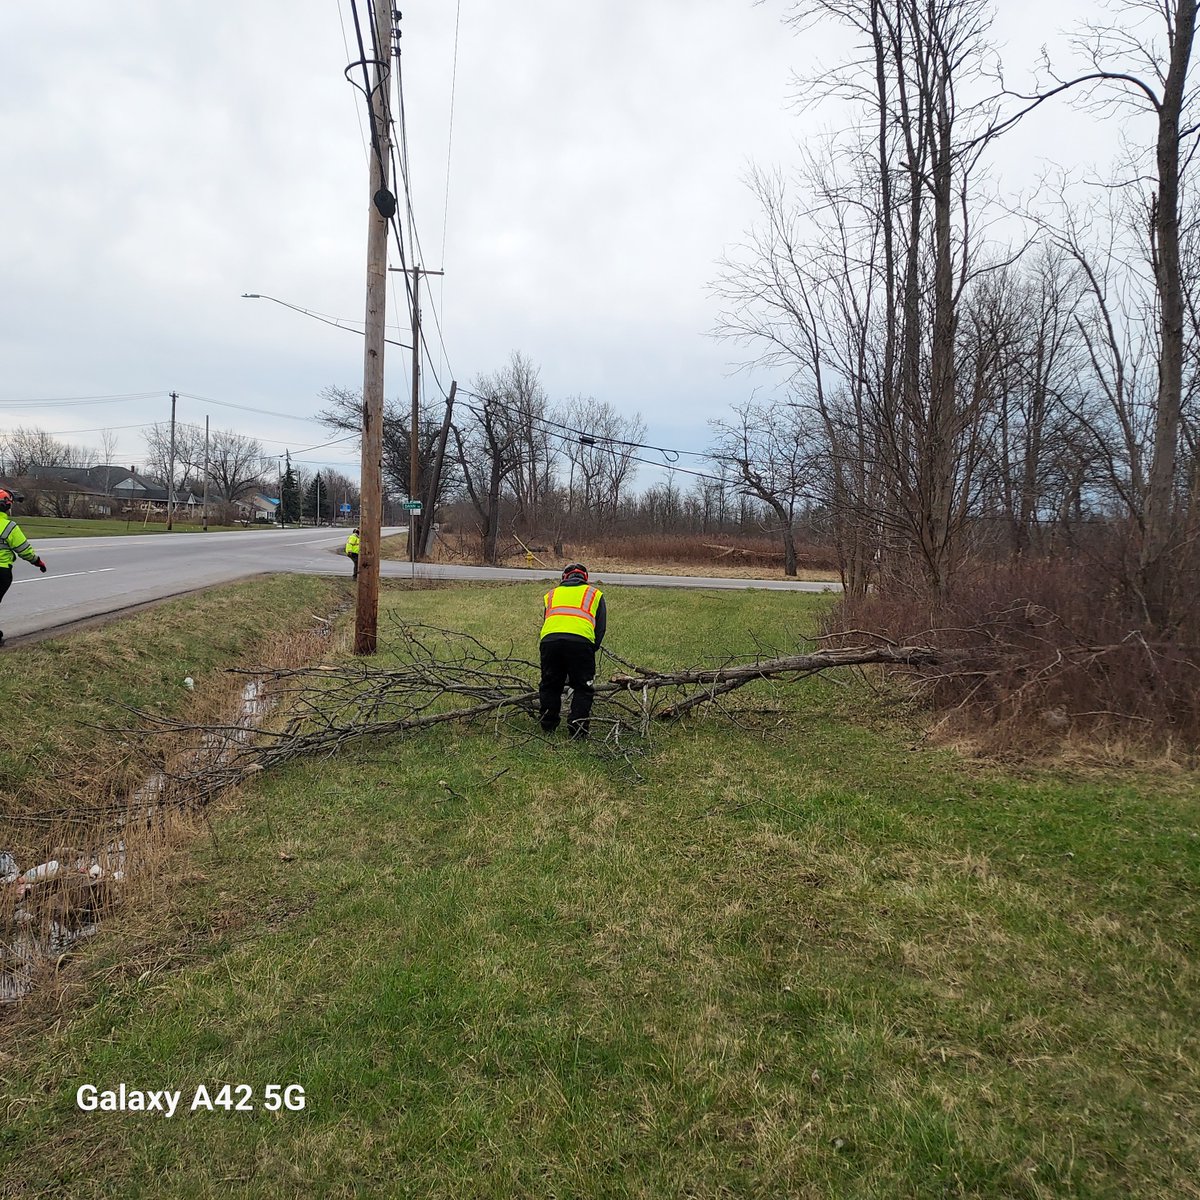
left=710, top=0, right=1199, bottom=633
left=319, top=354, right=792, bottom=563
left=0, top=423, right=363, bottom=524
left=317, top=351, right=838, bottom=566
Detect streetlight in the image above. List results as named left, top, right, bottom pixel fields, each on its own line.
left=240, top=294, right=412, bottom=349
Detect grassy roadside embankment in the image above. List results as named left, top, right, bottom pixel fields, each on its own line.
left=0, top=575, right=347, bottom=853
left=16, top=517, right=266, bottom=539
left=1, top=583, right=1197, bottom=1197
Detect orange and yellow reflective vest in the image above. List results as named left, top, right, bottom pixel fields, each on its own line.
left=540, top=583, right=603, bottom=643
left=0, top=518, right=38, bottom=570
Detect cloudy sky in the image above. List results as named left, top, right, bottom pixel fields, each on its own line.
left=0, top=0, right=1123, bottom=488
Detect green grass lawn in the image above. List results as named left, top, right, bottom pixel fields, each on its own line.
left=1, top=583, right=1197, bottom=1198
left=15, top=516, right=262, bottom=538
left=0, top=575, right=348, bottom=849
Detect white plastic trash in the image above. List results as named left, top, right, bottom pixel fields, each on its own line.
left=21, top=860, right=59, bottom=883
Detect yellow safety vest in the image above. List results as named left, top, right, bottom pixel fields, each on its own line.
left=345, top=534, right=360, bottom=555
left=0, top=518, right=37, bottom=570
left=540, top=583, right=602, bottom=643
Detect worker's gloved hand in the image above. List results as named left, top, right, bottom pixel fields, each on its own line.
left=35, top=558, right=46, bottom=573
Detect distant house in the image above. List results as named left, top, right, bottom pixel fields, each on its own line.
left=19, top=465, right=199, bottom=517
left=238, top=492, right=279, bottom=522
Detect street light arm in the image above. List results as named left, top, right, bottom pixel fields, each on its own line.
left=240, top=293, right=412, bottom=349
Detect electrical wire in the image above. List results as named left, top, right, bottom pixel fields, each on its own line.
left=336, top=0, right=371, bottom=163
left=0, top=392, right=166, bottom=409
left=342, top=2, right=457, bottom=406
left=441, top=0, right=461, bottom=276
left=240, top=293, right=412, bottom=348
left=433, top=0, right=463, bottom=386
left=456, top=388, right=712, bottom=463
left=345, top=0, right=388, bottom=175
left=39, top=422, right=155, bottom=436
left=176, top=393, right=338, bottom=425
left=337, top=7, right=726, bottom=486
left=455, top=396, right=730, bottom=486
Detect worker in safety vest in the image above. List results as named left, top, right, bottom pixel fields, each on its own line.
left=539, top=563, right=606, bottom=740
left=0, top=489, right=47, bottom=646
left=345, top=528, right=360, bottom=579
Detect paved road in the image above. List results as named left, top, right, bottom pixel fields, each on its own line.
left=0, top=528, right=839, bottom=644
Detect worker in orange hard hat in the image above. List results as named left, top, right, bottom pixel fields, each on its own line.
left=0, top=489, right=47, bottom=646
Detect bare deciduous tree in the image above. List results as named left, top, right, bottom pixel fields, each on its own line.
left=557, top=396, right=644, bottom=531
left=716, top=0, right=1008, bottom=596
left=205, top=429, right=270, bottom=504
left=709, top=399, right=816, bottom=575
left=317, top=385, right=448, bottom=523
left=143, top=422, right=204, bottom=496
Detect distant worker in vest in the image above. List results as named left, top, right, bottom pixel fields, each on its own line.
left=538, top=563, right=606, bottom=741
left=0, top=489, right=47, bottom=646
left=345, top=528, right=361, bottom=579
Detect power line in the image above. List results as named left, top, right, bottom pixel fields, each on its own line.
left=0, top=392, right=166, bottom=409
left=456, top=388, right=713, bottom=463
left=455, top=396, right=730, bottom=486
left=441, top=0, right=462, bottom=279
left=41, top=422, right=159, bottom=436
left=345, top=0, right=388, bottom=176
left=176, top=392, right=335, bottom=425
left=341, top=5, right=456, bottom=400
left=336, top=0, right=371, bottom=163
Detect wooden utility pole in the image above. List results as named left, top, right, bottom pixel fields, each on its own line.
left=391, top=264, right=443, bottom=563
left=421, top=379, right=456, bottom=558
left=166, top=390, right=178, bottom=531
left=354, top=0, right=395, bottom=656
left=202, top=414, right=209, bottom=532
left=409, top=267, right=421, bottom=564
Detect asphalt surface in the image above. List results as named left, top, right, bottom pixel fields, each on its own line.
left=0, top=527, right=840, bottom=645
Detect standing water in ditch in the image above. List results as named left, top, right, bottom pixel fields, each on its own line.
left=1, top=679, right=272, bottom=1005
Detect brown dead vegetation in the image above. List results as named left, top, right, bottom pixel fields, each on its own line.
left=425, top=529, right=841, bottom=579
left=824, top=556, right=1200, bottom=756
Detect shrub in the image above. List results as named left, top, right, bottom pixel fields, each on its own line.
left=825, top=556, right=1200, bottom=753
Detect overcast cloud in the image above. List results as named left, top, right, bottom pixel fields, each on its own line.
left=0, top=1, right=1124, bottom=485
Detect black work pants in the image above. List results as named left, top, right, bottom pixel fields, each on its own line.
left=0, top=566, right=11, bottom=610
left=348, top=553, right=359, bottom=579
left=539, top=636, right=596, bottom=737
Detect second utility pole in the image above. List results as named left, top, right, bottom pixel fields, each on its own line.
left=353, top=1, right=395, bottom=656
left=392, top=263, right=443, bottom=563
left=166, top=390, right=178, bottom=531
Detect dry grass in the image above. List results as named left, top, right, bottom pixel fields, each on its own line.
left=423, top=529, right=842, bottom=581
left=0, top=576, right=346, bottom=1016
left=826, top=556, right=1200, bottom=758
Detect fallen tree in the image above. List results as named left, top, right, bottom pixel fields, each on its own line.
left=124, top=623, right=949, bottom=805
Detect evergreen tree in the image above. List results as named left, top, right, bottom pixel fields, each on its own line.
left=303, top=472, right=325, bottom=525
left=280, top=453, right=302, bottom=524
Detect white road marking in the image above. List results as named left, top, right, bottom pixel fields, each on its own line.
left=13, top=568, right=118, bottom=584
